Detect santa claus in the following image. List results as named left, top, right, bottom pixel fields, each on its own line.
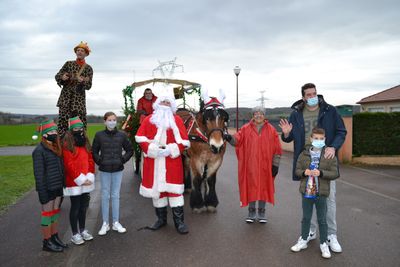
left=135, top=90, right=190, bottom=234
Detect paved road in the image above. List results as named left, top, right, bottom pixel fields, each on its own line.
left=0, top=146, right=399, bottom=267
left=0, top=146, right=35, bottom=156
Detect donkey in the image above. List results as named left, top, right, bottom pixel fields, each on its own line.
left=178, top=89, right=229, bottom=213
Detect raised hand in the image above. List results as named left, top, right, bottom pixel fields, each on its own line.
left=279, top=119, right=293, bottom=137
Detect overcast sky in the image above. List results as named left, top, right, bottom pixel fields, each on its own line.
left=1, top=0, right=399, bottom=115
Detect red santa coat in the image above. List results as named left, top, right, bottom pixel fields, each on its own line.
left=234, top=120, right=282, bottom=207
left=63, top=146, right=95, bottom=196
left=135, top=115, right=190, bottom=199
left=137, top=96, right=157, bottom=123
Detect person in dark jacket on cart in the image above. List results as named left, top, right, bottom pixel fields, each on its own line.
left=32, top=119, right=68, bottom=252
left=92, top=111, right=133, bottom=236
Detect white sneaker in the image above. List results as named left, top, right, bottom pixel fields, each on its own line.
left=290, top=237, right=308, bottom=252
left=308, top=230, right=317, bottom=241
left=320, top=242, right=331, bottom=259
left=81, top=230, right=94, bottom=241
left=71, top=233, right=85, bottom=245
left=327, top=234, right=342, bottom=253
left=112, top=221, right=127, bottom=233
left=98, top=222, right=110, bottom=236
left=297, top=230, right=316, bottom=243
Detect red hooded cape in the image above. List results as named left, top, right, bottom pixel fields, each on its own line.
left=234, top=120, right=282, bottom=207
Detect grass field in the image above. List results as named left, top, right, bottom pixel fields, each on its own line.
left=0, top=155, right=34, bottom=212
left=0, top=124, right=105, bottom=147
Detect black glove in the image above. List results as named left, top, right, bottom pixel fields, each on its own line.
left=224, top=134, right=232, bottom=142
left=272, top=165, right=279, bottom=177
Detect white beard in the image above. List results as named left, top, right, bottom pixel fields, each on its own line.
left=150, top=105, right=177, bottom=130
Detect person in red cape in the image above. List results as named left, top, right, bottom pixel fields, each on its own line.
left=137, top=88, right=157, bottom=123
left=135, top=90, right=190, bottom=234
left=225, top=106, right=282, bottom=223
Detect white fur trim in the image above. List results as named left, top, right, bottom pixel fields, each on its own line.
left=135, top=135, right=151, bottom=143
left=63, top=186, right=81, bottom=196
left=147, top=143, right=159, bottom=158
left=74, top=173, right=86, bottom=186
left=181, top=140, right=190, bottom=147
left=165, top=183, right=184, bottom=195
left=86, top=173, right=95, bottom=182
left=139, top=184, right=160, bottom=198
left=168, top=143, right=180, bottom=158
left=82, top=184, right=95, bottom=193
left=168, top=195, right=184, bottom=207
left=152, top=197, right=168, bottom=208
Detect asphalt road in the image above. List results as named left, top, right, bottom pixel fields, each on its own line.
left=0, top=145, right=399, bottom=267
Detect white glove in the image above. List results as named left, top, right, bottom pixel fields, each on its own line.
left=158, top=147, right=171, bottom=157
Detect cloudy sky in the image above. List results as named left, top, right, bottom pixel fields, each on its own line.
left=1, top=0, right=399, bottom=115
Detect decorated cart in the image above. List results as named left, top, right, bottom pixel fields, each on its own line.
left=121, top=78, right=202, bottom=174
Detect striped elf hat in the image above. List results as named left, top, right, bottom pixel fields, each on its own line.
left=68, top=116, right=84, bottom=130
left=32, top=120, right=57, bottom=140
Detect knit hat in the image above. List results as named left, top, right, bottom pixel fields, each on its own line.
left=74, top=41, right=91, bottom=55
left=68, top=116, right=84, bottom=130
left=32, top=120, right=57, bottom=140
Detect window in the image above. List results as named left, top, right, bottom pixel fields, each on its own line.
left=390, top=107, right=400, bottom=112
left=367, top=107, right=384, bottom=112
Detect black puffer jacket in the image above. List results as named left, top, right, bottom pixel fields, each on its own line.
left=92, top=128, right=133, bottom=172
left=32, top=143, right=64, bottom=203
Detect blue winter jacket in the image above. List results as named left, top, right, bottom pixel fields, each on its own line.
left=281, top=95, right=347, bottom=181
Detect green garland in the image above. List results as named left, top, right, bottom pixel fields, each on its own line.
left=122, top=85, right=141, bottom=160
left=121, top=83, right=202, bottom=162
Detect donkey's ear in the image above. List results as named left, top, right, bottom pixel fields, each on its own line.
left=216, top=88, right=226, bottom=103
left=201, top=88, right=211, bottom=104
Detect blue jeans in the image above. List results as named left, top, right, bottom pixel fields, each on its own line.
left=100, top=171, right=123, bottom=224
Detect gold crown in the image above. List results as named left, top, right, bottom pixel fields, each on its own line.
left=74, top=41, right=91, bottom=55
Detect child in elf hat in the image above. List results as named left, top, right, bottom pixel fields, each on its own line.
left=62, top=116, right=95, bottom=245
left=92, top=111, right=133, bottom=236
left=290, top=127, right=339, bottom=259
left=32, top=120, right=67, bottom=252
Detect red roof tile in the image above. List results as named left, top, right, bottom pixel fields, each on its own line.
left=357, top=85, right=400, bottom=104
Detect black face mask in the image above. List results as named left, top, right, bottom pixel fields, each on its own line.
left=45, top=134, right=58, bottom=142
left=73, top=131, right=86, bottom=147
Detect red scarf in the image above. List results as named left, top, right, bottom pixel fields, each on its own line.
left=76, top=58, right=86, bottom=66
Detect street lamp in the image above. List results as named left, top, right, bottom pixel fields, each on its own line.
left=233, top=66, right=241, bottom=131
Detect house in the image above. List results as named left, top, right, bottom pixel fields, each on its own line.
left=357, top=85, right=400, bottom=112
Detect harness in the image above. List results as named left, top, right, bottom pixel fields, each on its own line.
left=184, top=101, right=228, bottom=143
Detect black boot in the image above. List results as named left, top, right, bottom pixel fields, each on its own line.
left=42, top=238, right=63, bottom=252
left=51, top=233, right=68, bottom=248
left=172, top=206, right=189, bottom=234
left=150, top=207, right=167, bottom=230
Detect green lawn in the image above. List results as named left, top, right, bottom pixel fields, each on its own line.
left=0, top=156, right=34, bottom=212
left=0, top=124, right=105, bottom=147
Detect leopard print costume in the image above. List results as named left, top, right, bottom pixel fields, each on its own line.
left=55, top=60, right=93, bottom=136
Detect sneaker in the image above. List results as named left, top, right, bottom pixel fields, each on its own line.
left=80, top=230, right=94, bottom=241
left=71, top=233, right=84, bottom=245
left=112, top=221, right=127, bottom=233
left=257, top=208, right=267, bottom=223
left=320, top=242, right=331, bottom=259
left=297, top=230, right=316, bottom=243
left=327, top=234, right=342, bottom=253
left=98, top=222, right=110, bottom=236
left=290, top=237, right=308, bottom=252
left=246, top=207, right=256, bottom=223
left=308, top=230, right=317, bottom=241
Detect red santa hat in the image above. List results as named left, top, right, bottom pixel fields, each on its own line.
left=201, top=88, right=226, bottom=108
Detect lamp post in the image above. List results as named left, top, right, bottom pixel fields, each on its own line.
left=233, top=66, right=241, bottom=131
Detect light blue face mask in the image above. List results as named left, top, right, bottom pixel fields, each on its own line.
left=312, top=139, right=325, bottom=149
left=105, top=120, right=117, bottom=130
left=306, top=96, right=318, bottom=107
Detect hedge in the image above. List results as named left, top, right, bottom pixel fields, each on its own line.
left=353, top=112, right=400, bottom=156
